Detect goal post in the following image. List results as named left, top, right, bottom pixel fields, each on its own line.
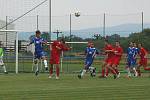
left=0, top=30, right=20, bottom=74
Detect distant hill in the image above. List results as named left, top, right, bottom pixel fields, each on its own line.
left=65, top=23, right=150, bottom=38
left=19, top=23, right=150, bottom=40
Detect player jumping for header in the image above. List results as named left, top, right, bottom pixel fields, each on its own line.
left=27, top=30, right=48, bottom=76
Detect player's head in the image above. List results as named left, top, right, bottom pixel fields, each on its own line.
left=35, top=30, right=41, bottom=38
left=60, top=38, right=65, bottom=44
left=104, top=39, right=109, bottom=45
left=129, top=42, right=133, bottom=47
left=138, top=43, right=142, bottom=48
left=115, top=41, right=120, bottom=47
left=133, top=42, right=137, bottom=47
left=90, top=42, right=94, bottom=48
left=87, top=41, right=92, bottom=47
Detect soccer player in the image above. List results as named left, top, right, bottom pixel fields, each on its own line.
left=126, top=42, right=138, bottom=77
left=111, top=41, right=123, bottom=78
left=99, top=40, right=116, bottom=78
left=133, top=42, right=139, bottom=64
left=78, top=42, right=99, bottom=79
left=28, top=30, right=48, bottom=76
left=49, top=39, right=71, bottom=79
left=103, top=40, right=118, bottom=79
left=136, top=43, right=150, bottom=76
left=0, top=43, right=8, bottom=74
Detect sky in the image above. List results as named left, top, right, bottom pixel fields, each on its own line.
left=0, top=0, right=150, bottom=32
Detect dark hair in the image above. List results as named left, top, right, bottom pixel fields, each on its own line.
left=138, top=43, right=142, bottom=46
left=36, top=30, right=41, bottom=34
left=129, top=42, right=133, bottom=44
left=60, top=38, right=65, bottom=44
left=115, top=41, right=120, bottom=43
left=105, top=39, right=109, bottom=43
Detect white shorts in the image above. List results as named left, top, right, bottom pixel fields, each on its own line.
left=0, top=58, right=4, bottom=66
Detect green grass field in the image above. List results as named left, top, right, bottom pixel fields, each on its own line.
left=0, top=73, right=150, bottom=100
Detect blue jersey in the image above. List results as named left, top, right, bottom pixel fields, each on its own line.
left=127, top=47, right=137, bottom=67
left=85, top=47, right=99, bottom=60
left=84, top=47, right=99, bottom=68
left=127, top=47, right=134, bottom=59
left=30, top=37, right=45, bottom=52
left=132, top=47, right=139, bottom=57
left=30, top=37, right=46, bottom=59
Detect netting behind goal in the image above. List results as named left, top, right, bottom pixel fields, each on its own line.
left=0, top=30, right=18, bottom=73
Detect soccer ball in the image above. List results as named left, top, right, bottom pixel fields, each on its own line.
left=75, top=12, right=80, bottom=17
left=89, top=67, right=96, bottom=77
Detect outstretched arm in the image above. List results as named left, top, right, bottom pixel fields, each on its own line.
left=27, top=38, right=34, bottom=46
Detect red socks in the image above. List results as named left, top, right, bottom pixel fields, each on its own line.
left=136, top=69, right=141, bottom=76
left=115, top=69, right=119, bottom=74
left=105, top=68, right=109, bottom=76
left=144, top=67, right=150, bottom=71
left=50, top=67, right=53, bottom=75
left=101, top=68, right=105, bottom=77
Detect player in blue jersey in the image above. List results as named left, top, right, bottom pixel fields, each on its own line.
left=133, top=42, right=139, bottom=59
left=28, top=30, right=48, bottom=76
left=78, top=42, right=99, bottom=79
left=126, top=42, right=138, bottom=77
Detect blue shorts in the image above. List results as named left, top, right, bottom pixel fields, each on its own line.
left=127, top=58, right=137, bottom=68
left=85, top=59, right=93, bottom=69
left=34, top=51, right=47, bottom=59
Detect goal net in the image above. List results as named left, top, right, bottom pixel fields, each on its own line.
left=0, top=30, right=19, bottom=73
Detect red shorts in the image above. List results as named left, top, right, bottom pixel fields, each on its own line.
left=50, top=55, right=60, bottom=64
left=139, top=58, right=147, bottom=66
left=105, top=57, right=113, bottom=65
left=113, top=57, right=121, bottom=65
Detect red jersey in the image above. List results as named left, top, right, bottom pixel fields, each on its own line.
left=139, top=47, right=147, bottom=59
left=50, top=40, right=70, bottom=64
left=51, top=41, right=69, bottom=56
left=104, top=44, right=114, bottom=58
left=139, top=47, right=148, bottom=66
left=114, top=46, right=123, bottom=58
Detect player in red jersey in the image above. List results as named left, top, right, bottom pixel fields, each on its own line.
left=104, top=40, right=118, bottom=79
left=99, top=40, right=111, bottom=78
left=111, top=41, right=123, bottom=78
left=136, top=43, right=150, bottom=76
left=99, top=40, right=117, bottom=79
left=49, top=39, right=71, bottom=79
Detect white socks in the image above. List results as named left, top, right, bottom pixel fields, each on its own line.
left=35, top=63, right=39, bottom=72
left=3, top=65, right=7, bottom=72
left=133, top=67, right=138, bottom=77
left=127, top=67, right=137, bottom=77
left=81, top=69, right=86, bottom=77
left=127, top=68, right=131, bottom=76
left=44, top=60, right=48, bottom=68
